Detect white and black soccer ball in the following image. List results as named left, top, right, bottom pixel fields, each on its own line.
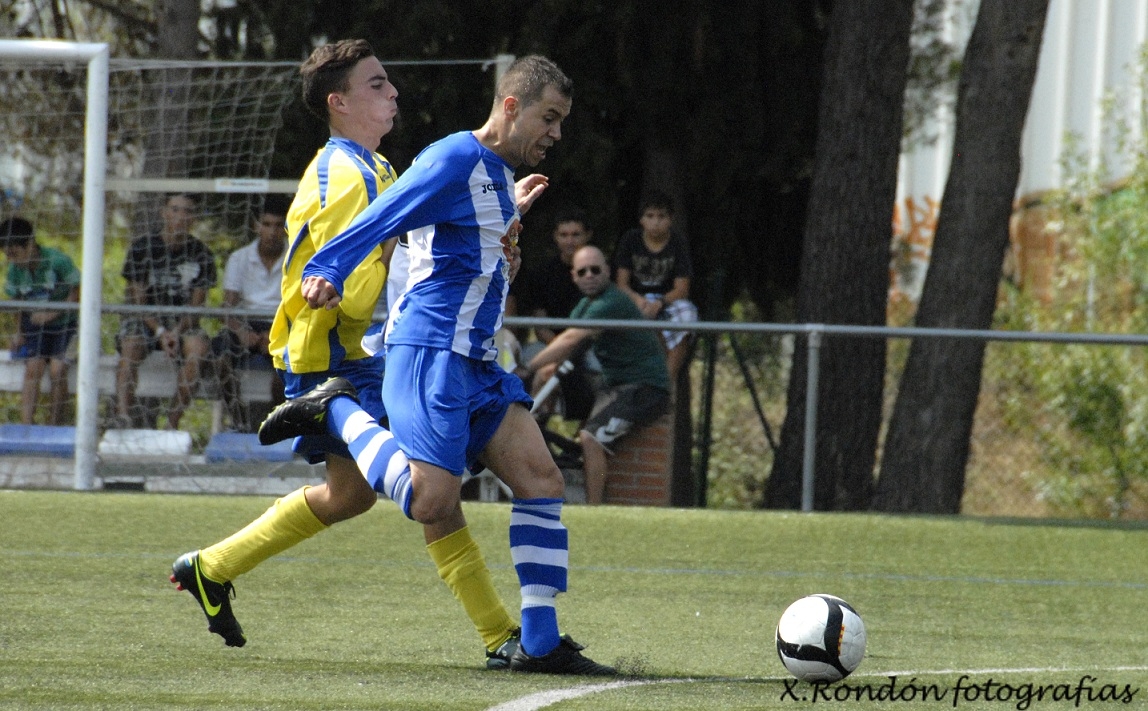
left=775, top=594, right=866, bottom=682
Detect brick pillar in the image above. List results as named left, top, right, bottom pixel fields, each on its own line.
left=602, top=413, right=675, bottom=506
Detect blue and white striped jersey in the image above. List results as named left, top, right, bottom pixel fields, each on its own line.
left=304, top=131, right=520, bottom=362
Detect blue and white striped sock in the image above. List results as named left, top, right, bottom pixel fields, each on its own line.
left=509, top=497, right=567, bottom=656
left=328, top=397, right=412, bottom=518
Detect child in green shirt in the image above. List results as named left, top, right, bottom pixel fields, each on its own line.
left=0, top=217, right=80, bottom=424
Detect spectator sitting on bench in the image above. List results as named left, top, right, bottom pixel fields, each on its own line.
left=520, top=245, right=670, bottom=504
left=0, top=217, right=80, bottom=425
left=115, top=193, right=217, bottom=429
left=612, top=190, right=697, bottom=382
left=211, top=197, right=289, bottom=432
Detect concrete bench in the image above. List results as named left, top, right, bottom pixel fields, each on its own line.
left=98, top=428, right=192, bottom=464
left=0, top=349, right=286, bottom=464
left=0, top=427, right=298, bottom=469
left=0, top=349, right=274, bottom=401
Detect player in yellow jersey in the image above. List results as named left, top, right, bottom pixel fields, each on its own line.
left=170, top=39, right=522, bottom=668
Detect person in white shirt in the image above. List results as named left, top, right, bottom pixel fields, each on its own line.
left=212, top=198, right=289, bottom=431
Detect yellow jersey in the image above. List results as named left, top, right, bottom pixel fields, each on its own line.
left=269, top=137, right=397, bottom=373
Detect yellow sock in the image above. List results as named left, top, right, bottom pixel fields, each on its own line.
left=199, top=487, right=327, bottom=583
left=428, top=526, right=518, bottom=652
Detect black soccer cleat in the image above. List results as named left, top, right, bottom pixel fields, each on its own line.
left=486, top=628, right=521, bottom=670
left=257, top=377, right=359, bottom=445
left=509, top=635, right=617, bottom=676
left=170, top=551, right=246, bottom=648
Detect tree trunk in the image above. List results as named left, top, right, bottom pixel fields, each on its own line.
left=873, top=0, right=1049, bottom=513
left=152, top=0, right=200, bottom=174
left=764, top=0, right=914, bottom=510
left=136, top=0, right=199, bottom=231
left=156, top=0, right=199, bottom=59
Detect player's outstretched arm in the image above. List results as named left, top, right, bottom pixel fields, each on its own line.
left=515, top=174, right=549, bottom=215
left=302, top=275, right=342, bottom=310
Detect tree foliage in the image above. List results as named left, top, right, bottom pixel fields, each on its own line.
left=988, top=86, right=1148, bottom=518
left=6, top=0, right=960, bottom=323
left=902, top=0, right=966, bottom=149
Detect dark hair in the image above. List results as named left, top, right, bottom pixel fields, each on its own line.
left=165, top=192, right=200, bottom=207
left=300, top=39, right=376, bottom=120
left=553, top=206, right=591, bottom=232
left=0, top=217, right=34, bottom=248
left=495, top=55, right=572, bottom=107
left=639, top=189, right=674, bottom=217
left=260, top=194, right=292, bottom=219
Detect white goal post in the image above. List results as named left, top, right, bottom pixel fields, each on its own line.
left=0, top=39, right=109, bottom=491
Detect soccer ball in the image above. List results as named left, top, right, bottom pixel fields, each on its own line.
left=775, top=594, right=866, bottom=682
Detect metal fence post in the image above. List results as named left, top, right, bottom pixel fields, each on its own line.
left=802, top=327, right=822, bottom=512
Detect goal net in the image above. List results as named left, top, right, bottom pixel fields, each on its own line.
left=0, top=41, right=508, bottom=489
left=0, top=46, right=300, bottom=487
left=2, top=56, right=298, bottom=253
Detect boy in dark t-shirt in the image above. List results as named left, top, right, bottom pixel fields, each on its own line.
left=613, top=190, right=697, bottom=380
left=115, top=193, right=217, bottom=428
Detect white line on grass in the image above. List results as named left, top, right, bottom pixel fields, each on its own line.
left=484, top=680, right=659, bottom=711
left=485, top=665, right=1148, bottom=711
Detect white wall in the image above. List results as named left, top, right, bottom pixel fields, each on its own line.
left=894, top=0, right=1148, bottom=299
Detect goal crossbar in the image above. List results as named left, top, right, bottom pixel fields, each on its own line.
left=104, top=178, right=300, bottom=194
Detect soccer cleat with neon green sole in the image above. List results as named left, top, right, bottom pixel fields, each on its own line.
left=485, top=628, right=521, bottom=670
left=170, top=552, right=246, bottom=647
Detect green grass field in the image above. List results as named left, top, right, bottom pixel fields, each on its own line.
left=1, top=490, right=1145, bottom=710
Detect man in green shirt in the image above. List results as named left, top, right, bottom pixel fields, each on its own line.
left=0, top=217, right=80, bottom=425
left=523, top=245, right=670, bottom=503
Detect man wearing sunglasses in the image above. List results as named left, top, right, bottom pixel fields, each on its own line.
left=511, top=208, right=598, bottom=422
left=521, top=245, right=670, bottom=504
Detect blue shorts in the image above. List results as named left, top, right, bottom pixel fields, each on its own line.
left=383, top=344, right=532, bottom=475
left=14, top=320, right=75, bottom=360
left=279, top=354, right=386, bottom=464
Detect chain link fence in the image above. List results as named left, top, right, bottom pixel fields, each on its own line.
left=683, top=323, right=1148, bottom=519
left=0, top=305, right=1144, bottom=520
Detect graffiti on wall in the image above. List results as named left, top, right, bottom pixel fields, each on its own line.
left=889, top=194, right=1058, bottom=322
left=890, top=195, right=939, bottom=305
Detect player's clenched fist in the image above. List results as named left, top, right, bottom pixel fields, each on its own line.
left=301, top=275, right=341, bottom=310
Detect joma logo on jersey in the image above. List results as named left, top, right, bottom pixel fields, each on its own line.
left=480, top=181, right=506, bottom=194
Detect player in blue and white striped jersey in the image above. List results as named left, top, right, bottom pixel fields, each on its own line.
left=307, top=128, right=524, bottom=361
left=288, top=55, right=617, bottom=676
